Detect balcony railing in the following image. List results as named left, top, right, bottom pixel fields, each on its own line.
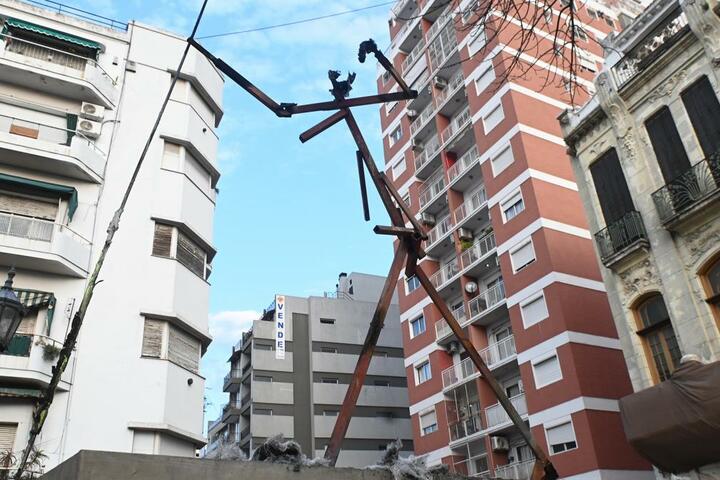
left=426, top=6, right=453, bottom=41
left=426, top=214, right=454, bottom=246
left=612, top=8, right=689, bottom=88
left=485, top=393, right=527, bottom=429
left=453, top=454, right=490, bottom=478
left=428, top=24, right=458, bottom=73
left=410, top=102, right=436, bottom=136
left=594, top=210, right=648, bottom=263
left=414, top=135, right=441, bottom=171
left=448, top=146, right=480, bottom=183
left=429, top=258, right=461, bottom=289
left=435, top=317, right=453, bottom=340
left=449, top=412, right=484, bottom=442
left=479, top=334, right=516, bottom=368
left=418, top=170, right=447, bottom=209
left=651, top=155, right=720, bottom=224
left=454, top=187, right=487, bottom=225
left=494, top=458, right=536, bottom=480
left=440, top=106, right=471, bottom=145
left=0, top=112, right=105, bottom=155
left=401, top=36, right=427, bottom=73
left=460, top=232, right=496, bottom=270
left=224, top=369, right=243, bottom=385
left=435, top=68, right=466, bottom=108
left=468, top=281, right=505, bottom=319
left=442, top=356, right=479, bottom=389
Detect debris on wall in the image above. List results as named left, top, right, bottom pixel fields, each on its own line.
left=369, top=440, right=448, bottom=480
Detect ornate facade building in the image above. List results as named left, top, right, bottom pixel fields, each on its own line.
left=561, top=0, right=720, bottom=393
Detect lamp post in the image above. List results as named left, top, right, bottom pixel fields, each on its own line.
left=0, top=268, right=25, bottom=353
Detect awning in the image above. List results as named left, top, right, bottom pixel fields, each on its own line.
left=16, top=288, right=56, bottom=335
left=4, top=17, right=102, bottom=51
left=0, top=173, right=78, bottom=220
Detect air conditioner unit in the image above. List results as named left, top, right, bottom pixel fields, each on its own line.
left=411, top=138, right=423, bottom=150
left=446, top=341, right=460, bottom=354
left=80, top=102, right=105, bottom=122
left=491, top=436, right=510, bottom=452
left=458, top=228, right=474, bottom=241
left=433, top=76, right=448, bottom=89
left=76, top=119, right=101, bottom=139
left=407, top=109, right=418, bottom=118
left=420, top=212, right=436, bottom=226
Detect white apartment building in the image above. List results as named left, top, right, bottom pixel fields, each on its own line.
left=0, top=0, right=223, bottom=473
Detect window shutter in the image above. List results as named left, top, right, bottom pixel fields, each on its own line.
left=17, top=312, right=36, bottom=335
left=521, top=294, right=548, bottom=327
left=152, top=223, right=173, bottom=257
left=491, top=146, right=514, bottom=176
left=546, top=422, right=574, bottom=445
left=420, top=410, right=437, bottom=429
left=0, top=193, right=58, bottom=220
left=645, top=106, right=692, bottom=182
left=533, top=354, right=561, bottom=386
left=142, top=319, right=164, bottom=358
left=681, top=76, right=720, bottom=158
left=510, top=241, right=535, bottom=271
left=168, top=325, right=200, bottom=373
left=176, top=230, right=206, bottom=278
left=0, top=423, right=17, bottom=453
left=590, top=148, right=635, bottom=224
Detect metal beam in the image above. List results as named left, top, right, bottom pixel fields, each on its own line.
left=287, top=91, right=417, bottom=115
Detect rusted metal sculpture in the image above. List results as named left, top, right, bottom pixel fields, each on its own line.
left=191, top=37, right=558, bottom=479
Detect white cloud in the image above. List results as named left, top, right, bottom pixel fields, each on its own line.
left=208, top=309, right=259, bottom=343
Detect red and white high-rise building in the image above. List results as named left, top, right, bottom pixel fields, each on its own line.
left=378, top=0, right=653, bottom=478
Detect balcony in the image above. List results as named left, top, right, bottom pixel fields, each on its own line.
left=426, top=6, right=453, bottom=43
left=594, top=210, right=649, bottom=268
left=485, top=393, right=528, bottom=431
left=418, top=169, right=447, bottom=214
left=0, top=33, right=118, bottom=107
left=409, top=102, right=436, bottom=137
left=0, top=212, right=91, bottom=277
left=453, top=453, right=491, bottom=478
left=223, top=369, right=243, bottom=392
left=0, top=333, right=71, bottom=390
left=466, top=281, right=507, bottom=327
left=440, top=106, right=472, bottom=152
left=414, top=134, right=442, bottom=179
left=448, top=146, right=480, bottom=185
left=612, top=7, right=690, bottom=89
left=401, top=36, right=426, bottom=75
left=442, top=357, right=479, bottom=391
left=460, top=232, right=496, bottom=271
left=435, top=68, right=467, bottom=118
left=494, top=459, right=536, bottom=480
left=651, top=155, right=720, bottom=230
left=440, top=336, right=517, bottom=389
left=453, top=187, right=488, bottom=234
left=0, top=111, right=106, bottom=182
left=425, top=214, right=454, bottom=250
left=428, top=24, right=459, bottom=75
left=429, top=257, right=461, bottom=291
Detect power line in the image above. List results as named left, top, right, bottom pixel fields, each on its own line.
left=197, top=1, right=395, bottom=39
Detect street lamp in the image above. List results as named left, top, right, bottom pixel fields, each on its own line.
left=0, top=268, right=25, bottom=353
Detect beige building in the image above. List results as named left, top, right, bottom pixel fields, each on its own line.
left=560, top=0, right=720, bottom=393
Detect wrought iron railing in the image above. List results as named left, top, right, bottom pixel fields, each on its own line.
left=594, top=210, right=648, bottom=261
left=460, top=232, right=496, bottom=270
left=20, top=0, right=128, bottom=30
left=468, top=281, right=506, bottom=318
left=651, top=155, right=720, bottom=223
left=612, top=8, right=689, bottom=87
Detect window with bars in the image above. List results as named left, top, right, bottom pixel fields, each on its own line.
left=152, top=222, right=211, bottom=280
left=635, top=294, right=681, bottom=382
left=141, top=319, right=201, bottom=373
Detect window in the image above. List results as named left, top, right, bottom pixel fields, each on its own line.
left=645, top=107, right=693, bottom=186
left=374, top=379, right=391, bottom=387
left=152, top=223, right=211, bottom=280
left=373, top=350, right=388, bottom=357
left=462, top=1, right=479, bottom=23
left=532, top=353, right=562, bottom=387
left=402, top=193, right=411, bottom=207
left=141, top=319, right=201, bottom=373
left=415, top=360, right=432, bottom=384
left=389, top=125, right=403, bottom=146
left=320, top=318, right=336, bottom=325
left=323, top=410, right=339, bottom=416
left=392, top=156, right=407, bottom=178
left=0, top=423, right=18, bottom=453
left=520, top=292, right=549, bottom=328
left=500, top=190, right=524, bottom=222
left=255, top=343, right=274, bottom=351
left=162, top=141, right=213, bottom=194
left=468, top=25, right=487, bottom=57
left=701, top=256, right=720, bottom=320
left=587, top=8, right=598, bottom=18
left=544, top=9, right=553, bottom=24
left=681, top=76, right=720, bottom=157
left=420, top=409, right=438, bottom=435
left=590, top=148, right=635, bottom=225
left=482, top=103, right=504, bottom=133
left=475, top=62, right=495, bottom=94
left=377, top=411, right=395, bottom=418
left=321, top=346, right=338, bottom=354
left=322, top=377, right=339, bottom=384
left=254, top=408, right=273, bottom=415
left=410, top=315, right=426, bottom=337
left=382, top=71, right=391, bottom=86
left=490, top=145, right=514, bottom=176
left=510, top=239, right=536, bottom=272
left=577, top=49, right=596, bottom=72
left=254, top=375, right=273, bottom=382
left=406, top=275, right=421, bottom=293
left=573, top=25, right=588, bottom=41
left=546, top=420, right=577, bottom=454
left=635, top=294, right=681, bottom=382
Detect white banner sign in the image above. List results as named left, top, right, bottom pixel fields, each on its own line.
left=275, top=295, right=286, bottom=360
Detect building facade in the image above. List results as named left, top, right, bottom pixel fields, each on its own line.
left=560, top=0, right=720, bottom=400
left=0, top=0, right=222, bottom=473
left=379, top=0, right=652, bottom=478
left=209, top=272, right=413, bottom=468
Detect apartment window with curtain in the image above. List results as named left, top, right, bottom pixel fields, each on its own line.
left=152, top=222, right=211, bottom=280
left=634, top=293, right=682, bottom=383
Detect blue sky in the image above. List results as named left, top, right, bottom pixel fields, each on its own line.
left=72, top=0, right=397, bottom=424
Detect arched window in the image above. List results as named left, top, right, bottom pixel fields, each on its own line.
left=634, top=294, right=682, bottom=383
left=701, top=255, right=720, bottom=320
